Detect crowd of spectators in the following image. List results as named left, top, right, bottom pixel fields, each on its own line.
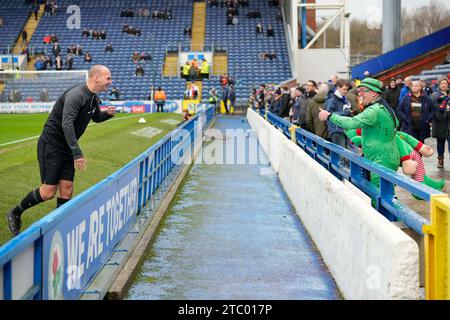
left=81, top=29, right=107, bottom=40
left=122, top=24, right=141, bottom=36
left=249, top=71, right=450, bottom=169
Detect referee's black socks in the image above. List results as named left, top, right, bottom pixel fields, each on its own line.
left=56, top=197, right=70, bottom=208
left=12, top=188, right=44, bottom=216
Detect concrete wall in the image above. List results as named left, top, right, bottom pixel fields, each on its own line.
left=247, top=109, right=419, bottom=300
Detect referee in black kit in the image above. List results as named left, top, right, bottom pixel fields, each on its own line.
left=7, top=65, right=116, bottom=236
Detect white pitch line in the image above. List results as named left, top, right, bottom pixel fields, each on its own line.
left=0, top=113, right=159, bottom=148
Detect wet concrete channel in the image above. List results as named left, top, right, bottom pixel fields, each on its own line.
left=125, top=115, right=342, bottom=300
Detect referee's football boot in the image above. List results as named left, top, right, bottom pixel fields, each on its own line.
left=7, top=208, right=22, bottom=236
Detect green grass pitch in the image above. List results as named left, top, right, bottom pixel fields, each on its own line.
left=0, top=112, right=183, bottom=246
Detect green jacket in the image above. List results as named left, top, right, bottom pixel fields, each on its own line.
left=330, top=102, right=400, bottom=186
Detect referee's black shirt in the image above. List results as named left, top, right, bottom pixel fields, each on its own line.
left=40, top=83, right=113, bottom=160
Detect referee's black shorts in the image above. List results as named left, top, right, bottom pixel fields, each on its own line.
left=37, top=137, right=75, bottom=185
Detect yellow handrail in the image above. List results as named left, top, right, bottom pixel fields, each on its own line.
left=424, top=194, right=450, bottom=299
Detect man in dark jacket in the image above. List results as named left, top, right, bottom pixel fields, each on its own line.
left=277, top=86, right=291, bottom=119
left=6, top=65, right=116, bottom=236
left=298, top=80, right=317, bottom=128
left=431, top=76, right=450, bottom=168
left=325, top=79, right=351, bottom=148
left=397, top=80, right=434, bottom=142
left=383, top=78, right=401, bottom=123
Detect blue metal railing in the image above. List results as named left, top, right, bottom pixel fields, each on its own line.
left=0, top=106, right=215, bottom=300
left=257, top=108, right=443, bottom=235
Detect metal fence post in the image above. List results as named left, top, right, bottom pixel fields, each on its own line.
left=289, top=125, right=298, bottom=144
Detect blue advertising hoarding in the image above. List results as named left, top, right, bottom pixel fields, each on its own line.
left=42, top=166, right=139, bottom=300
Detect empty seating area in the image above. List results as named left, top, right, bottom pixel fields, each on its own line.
left=410, top=64, right=450, bottom=82
left=0, top=4, right=32, bottom=51
left=26, top=0, right=192, bottom=101
left=204, top=0, right=291, bottom=99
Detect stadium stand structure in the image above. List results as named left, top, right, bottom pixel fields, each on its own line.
left=0, top=3, right=32, bottom=52
left=25, top=0, right=192, bottom=101
left=410, top=64, right=450, bottom=82
left=2, top=0, right=292, bottom=102
left=352, top=26, right=450, bottom=83
left=203, top=0, right=292, bottom=100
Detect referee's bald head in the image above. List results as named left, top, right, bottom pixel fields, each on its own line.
left=87, top=65, right=112, bottom=93
left=88, top=65, right=110, bottom=78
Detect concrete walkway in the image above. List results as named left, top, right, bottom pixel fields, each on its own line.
left=126, top=115, right=341, bottom=300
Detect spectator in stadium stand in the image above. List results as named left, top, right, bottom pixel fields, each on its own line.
left=399, top=76, right=412, bottom=102
left=266, top=24, right=274, bottom=37
left=51, top=34, right=58, bottom=43
left=209, top=87, right=219, bottom=111
left=135, top=64, right=145, bottom=77
left=0, top=16, right=3, bottom=28
left=383, top=78, right=401, bottom=115
left=43, top=34, right=52, bottom=44
left=131, top=51, right=140, bottom=63
left=290, top=87, right=302, bottom=125
left=100, top=30, right=107, bottom=40
left=52, top=42, right=61, bottom=57
left=256, top=22, right=263, bottom=36
left=40, top=88, right=49, bottom=102
left=33, top=3, right=39, bottom=20
left=184, top=26, right=192, bottom=37
left=431, top=76, right=450, bottom=168
left=208, top=0, right=219, bottom=7
left=44, top=1, right=51, bottom=16
left=423, top=80, right=434, bottom=96
left=105, top=43, right=114, bottom=52
left=200, top=58, right=210, bottom=78
left=141, top=52, right=152, bottom=61
left=74, top=44, right=83, bottom=55
left=66, top=53, right=74, bottom=70
left=227, top=12, right=233, bottom=25
left=189, top=60, right=198, bottom=81
left=443, top=51, right=450, bottom=65
left=109, top=87, right=120, bottom=101
left=82, top=28, right=89, bottom=37
left=6, top=65, right=116, bottom=236
left=34, top=57, right=44, bottom=70
left=55, top=55, right=63, bottom=70
left=220, top=74, right=228, bottom=86
left=325, top=79, right=352, bottom=150
left=278, top=86, right=291, bottom=120
left=84, top=52, right=92, bottom=63
left=396, top=76, right=404, bottom=88
left=363, top=70, right=370, bottom=78
left=154, top=87, right=167, bottom=112
left=298, top=80, right=317, bottom=128
left=228, top=84, right=236, bottom=111
left=397, top=80, right=434, bottom=143
left=21, top=30, right=28, bottom=46
left=190, top=82, right=199, bottom=100
left=306, top=83, right=330, bottom=139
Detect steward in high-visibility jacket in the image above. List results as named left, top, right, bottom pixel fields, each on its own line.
left=182, top=61, right=190, bottom=78
left=200, top=59, right=210, bottom=78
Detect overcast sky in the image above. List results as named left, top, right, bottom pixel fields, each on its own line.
left=316, top=0, right=448, bottom=21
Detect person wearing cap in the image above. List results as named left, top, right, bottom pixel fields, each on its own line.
left=318, top=77, right=400, bottom=188
left=397, top=80, right=434, bottom=143
left=431, top=76, right=450, bottom=168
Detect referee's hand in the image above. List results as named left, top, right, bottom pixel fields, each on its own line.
left=106, top=106, right=116, bottom=115
left=74, top=158, right=87, bottom=171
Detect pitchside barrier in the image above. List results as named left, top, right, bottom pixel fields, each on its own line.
left=251, top=107, right=450, bottom=300
left=0, top=107, right=215, bottom=300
